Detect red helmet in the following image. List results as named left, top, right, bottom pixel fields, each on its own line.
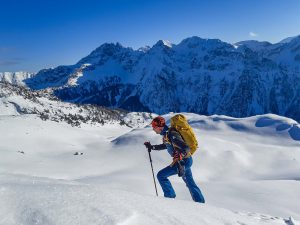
left=151, top=116, right=165, bottom=128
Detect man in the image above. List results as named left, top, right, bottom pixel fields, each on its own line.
left=144, top=116, right=205, bottom=203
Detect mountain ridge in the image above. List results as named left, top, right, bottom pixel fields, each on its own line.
left=3, top=35, right=300, bottom=122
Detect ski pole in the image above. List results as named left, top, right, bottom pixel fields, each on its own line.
left=147, top=149, right=158, bottom=196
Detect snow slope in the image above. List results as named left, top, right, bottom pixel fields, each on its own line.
left=0, top=82, right=153, bottom=127
left=0, top=72, right=34, bottom=86
left=0, top=113, right=299, bottom=224
left=1, top=174, right=297, bottom=225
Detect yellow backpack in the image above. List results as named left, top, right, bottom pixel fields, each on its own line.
left=170, top=114, right=198, bottom=155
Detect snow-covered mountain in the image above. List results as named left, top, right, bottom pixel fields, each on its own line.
left=0, top=82, right=152, bottom=127
left=279, top=35, right=300, bottom=44
left=0, top=72, right=34, bottom=86
left=23, top=35, right=300, bottom=122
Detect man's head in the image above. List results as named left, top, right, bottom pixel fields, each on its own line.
left=151, top=116, right=165, bottom=134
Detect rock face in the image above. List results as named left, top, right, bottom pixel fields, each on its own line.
left=23, top=36, right=300, bottom=122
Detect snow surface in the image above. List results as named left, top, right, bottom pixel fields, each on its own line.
left=0, top=72, right=34, bottom=86
left=0, top=112, right=299, bottom=225
left=1, top=174, right=297, bottom=225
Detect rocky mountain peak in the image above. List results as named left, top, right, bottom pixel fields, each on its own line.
left=77, top=42, right=132, bottom=65
left=152, top=40, right=173, bottom=49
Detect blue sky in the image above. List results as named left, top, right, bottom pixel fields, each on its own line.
left=1, top=0, right=300, bottom=72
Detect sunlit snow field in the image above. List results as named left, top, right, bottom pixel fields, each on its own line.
left=0, top=112, right=299, bottom=225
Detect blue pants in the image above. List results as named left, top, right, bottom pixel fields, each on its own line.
left=157, top=157, right=205, bottom=203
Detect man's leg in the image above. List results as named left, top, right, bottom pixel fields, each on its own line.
left=157, top=165, right=178, bottom=198
left=182, top=167, right=205, bottom=203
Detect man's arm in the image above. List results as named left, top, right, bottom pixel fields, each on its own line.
left=152, top=143, right=167, bottom=150
left=144, top=142, right=167, bottom=151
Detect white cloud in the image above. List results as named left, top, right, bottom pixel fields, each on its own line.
left=249, top=32, right=258, bottom=37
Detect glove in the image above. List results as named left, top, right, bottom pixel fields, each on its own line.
left=144, top=142, right=153, bottom=152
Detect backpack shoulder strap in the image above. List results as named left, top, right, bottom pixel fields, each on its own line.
left=167, top=127, right=189, bottom=153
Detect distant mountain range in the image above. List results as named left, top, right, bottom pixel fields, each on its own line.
left=2, top=35, right=300, bottom=122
